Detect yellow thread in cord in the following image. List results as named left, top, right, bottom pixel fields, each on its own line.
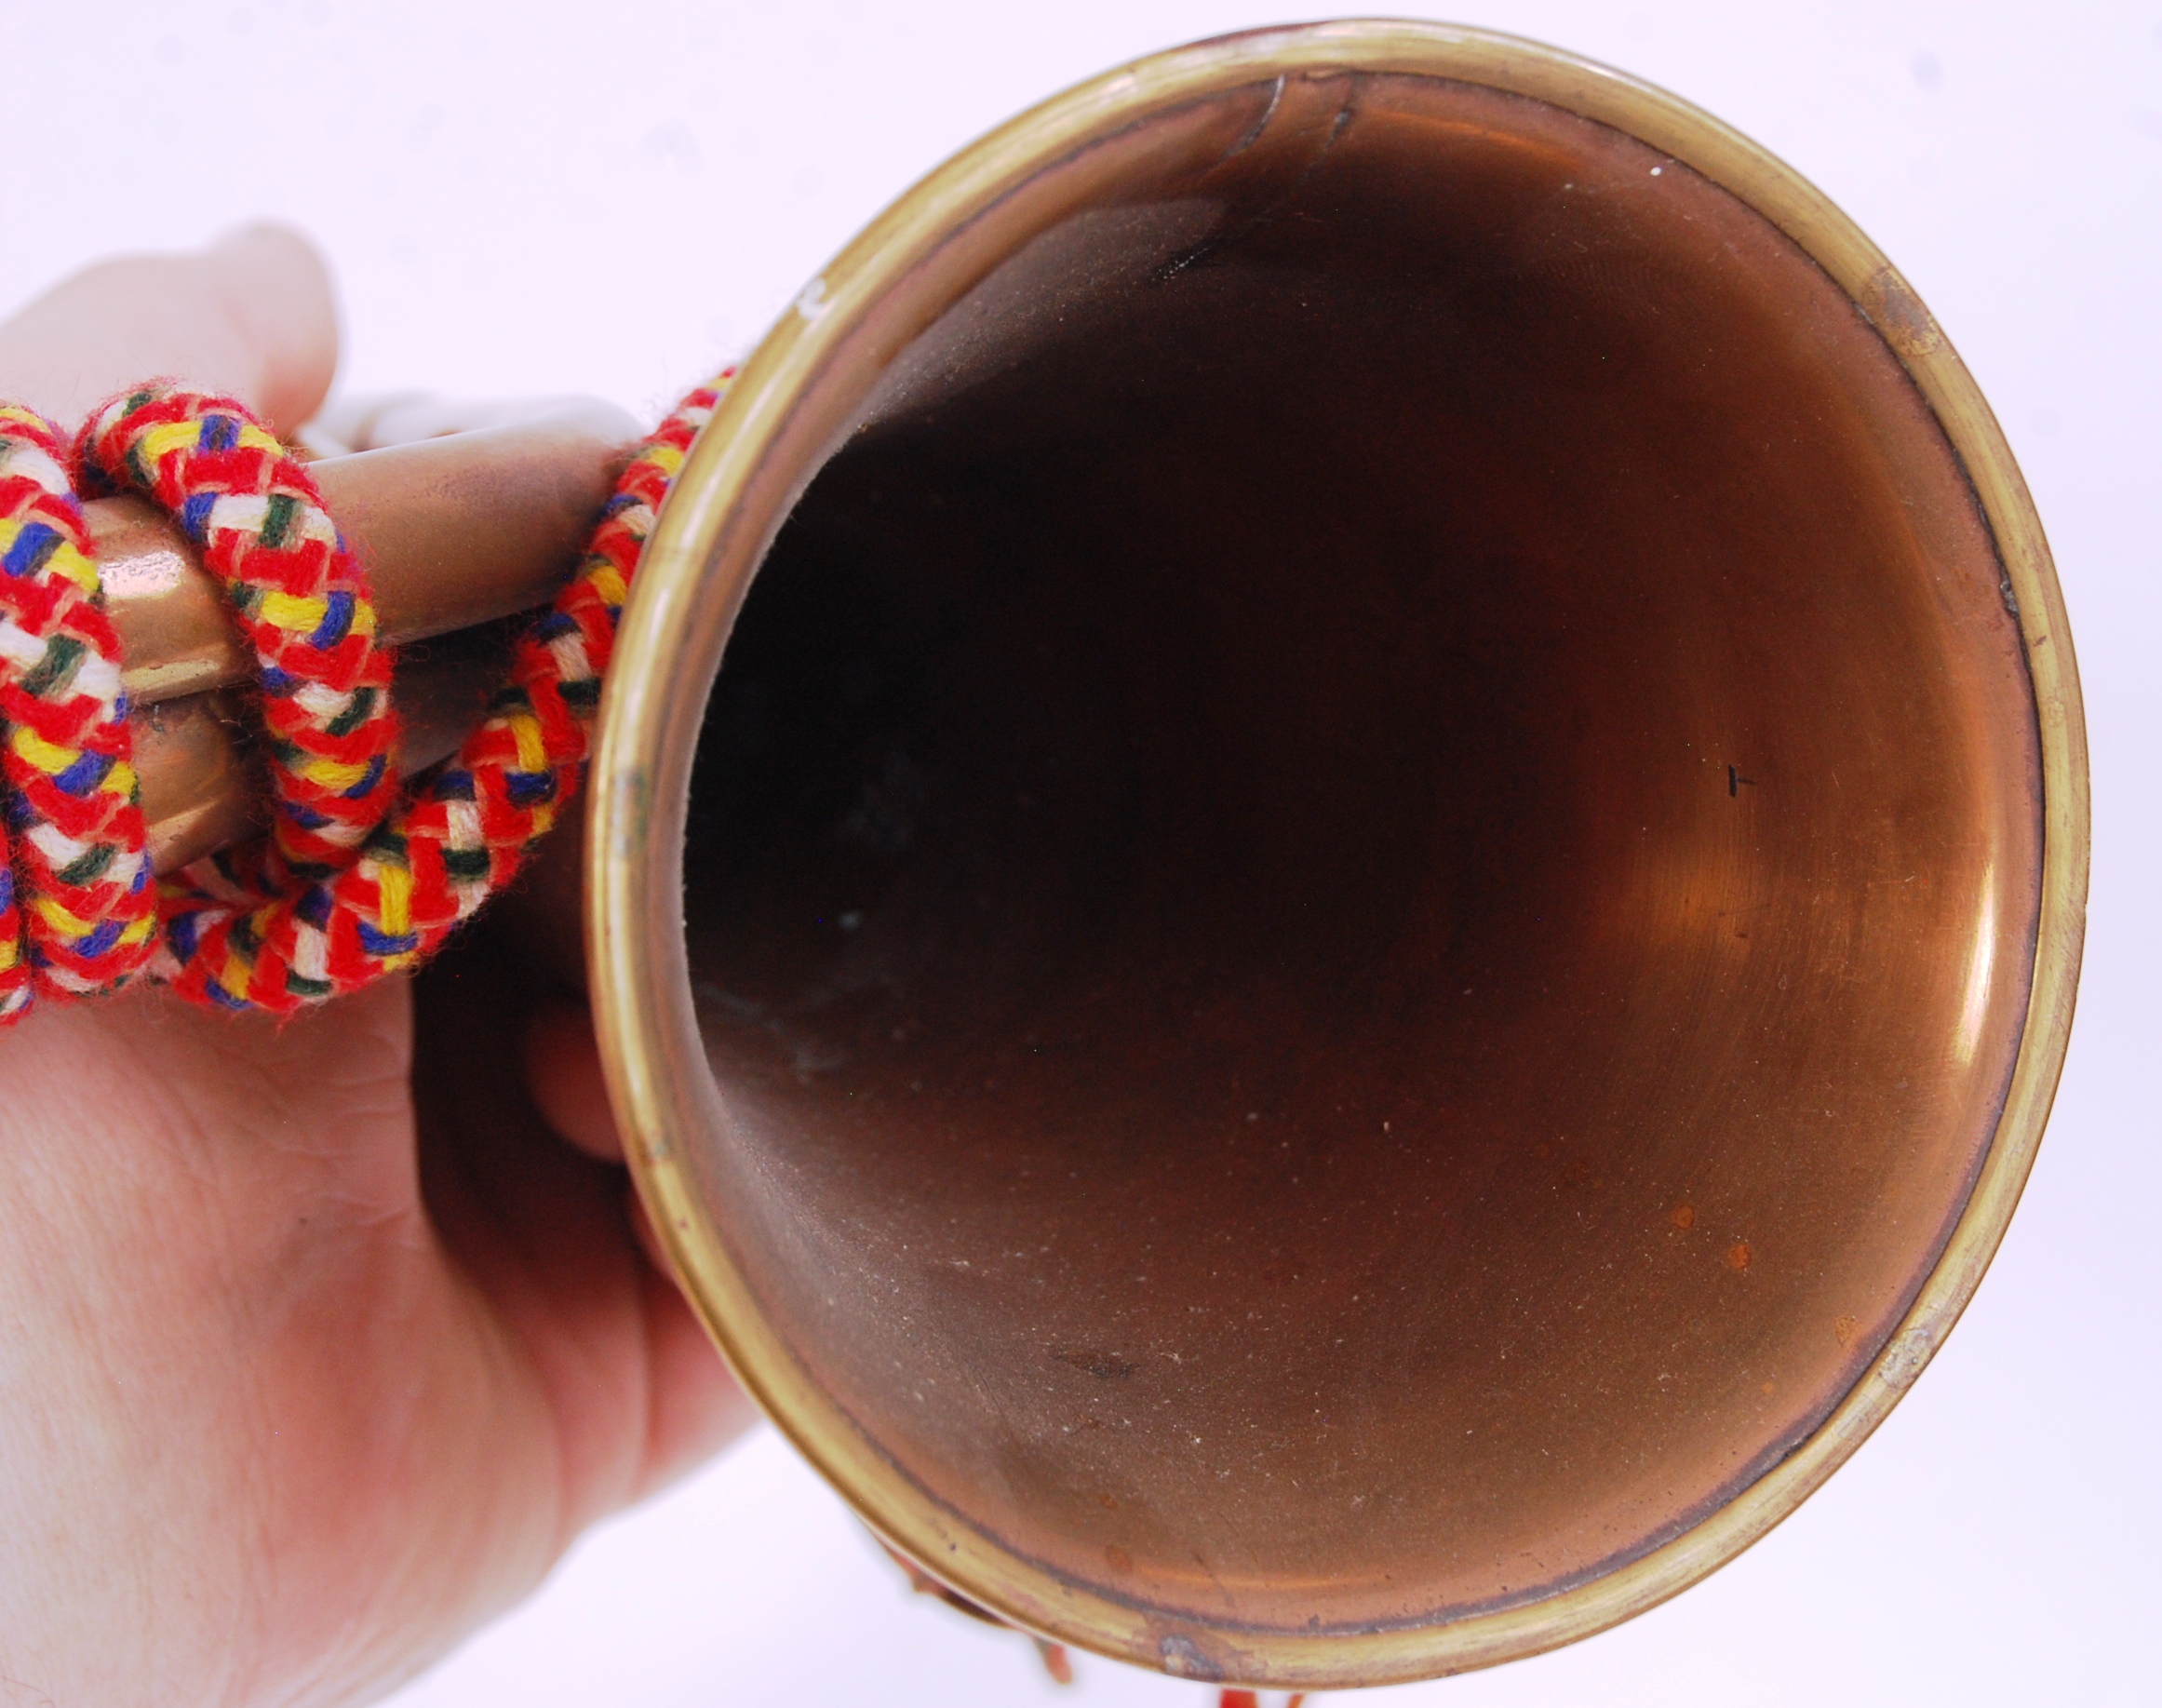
left=219, top=949, right=253, bottom=1002
left=299, top=755, right=372, bottom=792
left=133, top=418, right=285, bottom=467
left=33, top=894, right=97, bottom=936
left=377, top=864, right=413, bottom=937
left=11, top=725, right=82, bottom=775
left=258, top=591, right=329, bottom=633
left=47, top=539, right=99, bottom=596
left=258, top=591, right=374, bottom=639
left=509, top=712, right=545, bottom=776
left=131, top=422, right=205, bottom=465
left=588, top=565, right=628, bottom=608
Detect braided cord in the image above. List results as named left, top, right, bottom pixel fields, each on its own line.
left=0, top=406, right=156, bottom=1018
left=0, top=376, right=721, bottom=1021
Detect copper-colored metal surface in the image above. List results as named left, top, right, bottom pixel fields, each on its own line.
left=94, top=400, right=636, bottom=706
left=592, top=21, right=2085, bottom=1689
left=138, top=625, right=516, bottom=873
left=133, top=691, right=261, bottom=874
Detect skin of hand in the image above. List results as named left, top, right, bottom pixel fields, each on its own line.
left=0, top=227, right=757, bottom=1708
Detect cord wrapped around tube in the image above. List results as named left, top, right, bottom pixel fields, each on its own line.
left=0, top=376, right=722, bottom=1020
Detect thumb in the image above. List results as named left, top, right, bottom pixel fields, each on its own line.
left=0, top=223, right=340, bottom=435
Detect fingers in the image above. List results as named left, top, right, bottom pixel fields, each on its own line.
left=633, top=1258, right=763, bottom=1504
left=523, top=1002, right=624, bottom=1163
left=415, top=931, right=755, bottom=1539
left=306, top=391, right=636, bottom=455
left=0, top=223, right=339, bottom=434
left=204, top=226, right=341, bottom=434
left=518, top=999, right=762, bottom=1500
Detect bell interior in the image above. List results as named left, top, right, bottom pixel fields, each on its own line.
left=676, top=73, right=2041, bottom=1638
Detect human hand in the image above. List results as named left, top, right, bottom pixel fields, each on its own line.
left=0, top=228, right=755, bottom=1708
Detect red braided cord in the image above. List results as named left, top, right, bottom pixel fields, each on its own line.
left=0, top=405, right=157, bottom=1018
left=0, top=376, right=721, bottom=1021
left=80, top=389, right=406, bottom=876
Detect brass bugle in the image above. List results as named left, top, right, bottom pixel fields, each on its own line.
left=114, top=20, right=2091, bottom=1695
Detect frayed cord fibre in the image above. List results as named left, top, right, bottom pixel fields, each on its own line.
left=0, top=375, right=723, bottom=1021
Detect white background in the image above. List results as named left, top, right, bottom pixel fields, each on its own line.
left=1, top=2, right=2155, bottom=1703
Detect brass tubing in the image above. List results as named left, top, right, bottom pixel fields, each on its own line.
left=94, top=400, right=638, bottom=705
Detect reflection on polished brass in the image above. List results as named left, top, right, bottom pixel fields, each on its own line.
left=133, top=691, right=260, bottom=874
left=94, top=401, right=636, bottom=706
left=591, top=20, right=2085, bottom=1690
